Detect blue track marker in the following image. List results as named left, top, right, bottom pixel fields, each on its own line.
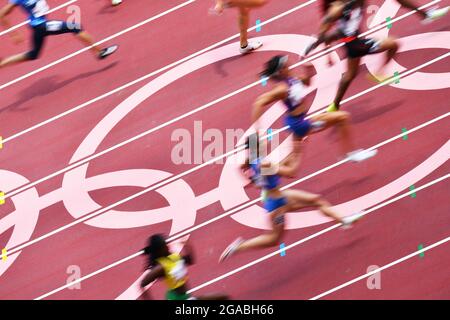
left=261, top=77, right=267, bottom=86
left=267, top=128, right=273, bottom=141
left=280, top=243, right=286, bottom=256
left=256, top=19, right=262, bottom=32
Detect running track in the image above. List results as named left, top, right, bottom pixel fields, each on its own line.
left=0, top=0, right=449, bottom=300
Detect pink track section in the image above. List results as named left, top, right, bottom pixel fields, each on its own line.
left=0, top=0, right=448, bottom=299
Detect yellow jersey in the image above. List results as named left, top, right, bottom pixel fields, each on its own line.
left=156, top=253, right=188, bottom=290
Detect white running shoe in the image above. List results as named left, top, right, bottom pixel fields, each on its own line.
left=240, top=41, right=263, bottom=54
left=219, top=237, right=243, bottom=262
left=346, top=148, right=378, bottom=163
left=112, top=0, right=122, bottom=6
left=98, top=45, right=118, bottom=59
left=341, top=212, right=364, bottom=229
left=422, top=6, right=449, bottom=24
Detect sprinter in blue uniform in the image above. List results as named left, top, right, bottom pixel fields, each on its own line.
left=219, top=133, right=362, bottom=262
left=252, top=55, right=377, bottom=163
left=0, top=0, right=117, bottom=69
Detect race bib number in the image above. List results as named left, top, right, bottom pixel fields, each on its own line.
left=32, top=0, right=49, bottom=17
left=288, top=81, right=304, bottom=105
left=169, top=260, right=187, bottom=282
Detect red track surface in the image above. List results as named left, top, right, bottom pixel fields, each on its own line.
left=0, top=0, right=449, bottom=299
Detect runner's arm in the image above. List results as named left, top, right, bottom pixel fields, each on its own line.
left=140, top=265, right=165, bottom=288
left=304, top=2, right=344, bottom=56
left=252, top=84, right=288, bottom=131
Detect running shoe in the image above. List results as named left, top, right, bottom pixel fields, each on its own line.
left=346, top=149, right=378, bottom=162
left=327, top=102, right=339, bottom=112
left=98, top=45, right=118, bottom=59
left=219, top=237, right=243, bottom=262
left=422, top=6, right=449, bottom=24
left=112, top=0, right=122, bottom=6
left=341, top=212, right=364, bottom=229
left=301, top=38, right=315, bottom=58
left=240, top=41, right=263, bottom=54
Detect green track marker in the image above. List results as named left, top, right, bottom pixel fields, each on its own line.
left=386, top=17, right=393, bottom=29
left=409, top=185, right=416, bottom=198
left=394, top=71, right=400, bottom=84
left=418, top=244, right=424, bottom=258
left=401, top=128, right=408, bottom=140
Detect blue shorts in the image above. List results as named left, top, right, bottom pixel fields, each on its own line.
left=264, top=196, right=288, bottom=212
left=284, top=114, right=312, bottom=138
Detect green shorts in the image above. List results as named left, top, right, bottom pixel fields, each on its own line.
left=166, top=290, right=191, bottom=300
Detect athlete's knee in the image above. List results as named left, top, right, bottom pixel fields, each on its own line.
left=313, top=194, right=330, bottom=207
left=385, top=37, right=399, bottom=51
left=333, top=110, right=350, bottom=123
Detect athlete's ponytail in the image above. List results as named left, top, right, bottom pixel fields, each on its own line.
left=260, top=55, right=288, bottom=79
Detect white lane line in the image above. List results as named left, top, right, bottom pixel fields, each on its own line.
left=310, top=236, right=450, bottom=300
left=0, top=0, right=197, bottom=91
left=4, top=50, right=449, bottom=200
left=35, top=173, right=449, bottom=300
left=185, top=174, right=450, bottom=295
left=6, top=111, right=449, bottom=256
left=3, top=0, right=440, bottom=144
left=4, top=55, right=449, bottom=258
left=3, top=0, right=321, bottom=143
left=0, top=0, right=78, bottom=37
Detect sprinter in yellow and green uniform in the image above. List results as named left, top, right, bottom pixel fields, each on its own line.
left=140, top=234, right=228, bottom=300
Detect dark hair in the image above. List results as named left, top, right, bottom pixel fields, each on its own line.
left=143, top=234, right=168, bottom=269
left=260, top=55, right=287, bottom=79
